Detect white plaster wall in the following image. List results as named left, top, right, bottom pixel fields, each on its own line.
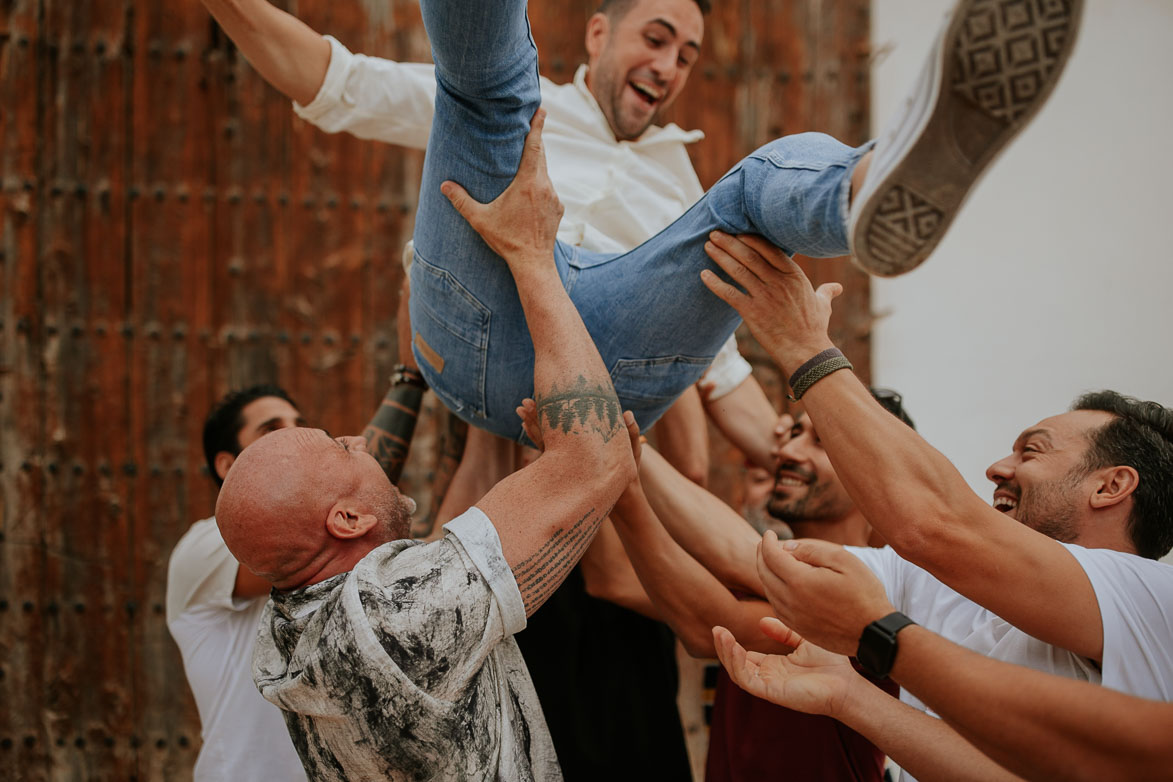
left=868, top=0, right=1173, bottom=563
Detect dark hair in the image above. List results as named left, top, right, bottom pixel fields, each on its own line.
left=202, top=384, right=298, bottom=488
left=596, top=0, right=711, bottom=19
left=870, top=388, right=916, bottom=430
left=1072, top=390, right=1173, bottom=560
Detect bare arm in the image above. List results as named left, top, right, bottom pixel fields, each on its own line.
left=610, top=480, right=791, bottom=657
left=747, top=540, right=1173, bottom=782
left=892, top=625, right=1173, bottom=782
left=639, top=446, right=764, bottom=595
left=200, top=0, right=331, bottom=106
left=444, top=111, right=634, bottom=616
left=650, top=386, right=711, bottom=487
left=712, top=622, right=1026, bottom=782
left=702, top=232, right=1103, bottom=661
left=578, top=519, right=662, bottom=620
left=701, top=375, right=779, bottom=471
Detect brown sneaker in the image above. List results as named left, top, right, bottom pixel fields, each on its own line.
left=849, top=0, right=1084, bottom=277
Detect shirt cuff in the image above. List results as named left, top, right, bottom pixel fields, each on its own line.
left=444, top=508, right=527, bottom=636
left=293, top=35, right=353, bottom=121
left=698, top=335, right=753, bottom=400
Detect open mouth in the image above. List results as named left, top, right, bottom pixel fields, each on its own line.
left=629, top=80, right=663, bottom=107
left=992, top=495, right=1018, bottom=514
left=772, top=468, right=811, bottom=493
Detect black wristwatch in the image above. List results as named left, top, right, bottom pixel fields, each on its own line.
left=856, top=611, right=916, bottom=678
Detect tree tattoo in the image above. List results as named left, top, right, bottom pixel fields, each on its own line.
left=533, top=376, right=622, bottom=442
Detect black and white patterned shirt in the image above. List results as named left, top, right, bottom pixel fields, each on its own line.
left=253, top=508, right=561, bottom=781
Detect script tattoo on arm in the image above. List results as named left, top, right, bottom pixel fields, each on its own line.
left=533, top=375, right=623, bottom=443
left=513, top=506, right=608, bottom=613
left=509, top=376, right=624, bottom=613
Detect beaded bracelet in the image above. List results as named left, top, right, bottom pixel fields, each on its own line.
left=787, top=348, right=852, bottom=401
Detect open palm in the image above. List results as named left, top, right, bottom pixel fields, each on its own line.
left=713, top=619, right=857, bottom=718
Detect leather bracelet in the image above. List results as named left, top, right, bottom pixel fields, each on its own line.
left=787, top=348, right=852, bottom=402
left=390, top=364, right=428, bottom=390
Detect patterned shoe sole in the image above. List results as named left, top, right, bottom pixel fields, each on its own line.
left=853, top=0, right=1083, bottom=277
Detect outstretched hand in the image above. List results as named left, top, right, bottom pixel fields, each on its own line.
left=442, top=108, right=564, bottom=274
left=712, top=618, right=860, bottom=719
left=756, top=533, right=895, bottom=655
left=700, top=232, right=840, bottom=376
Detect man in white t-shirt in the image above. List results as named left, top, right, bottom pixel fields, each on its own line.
left=697, top=233, right=1173, bottom=778
left=165, top=384, right=309, bottom=782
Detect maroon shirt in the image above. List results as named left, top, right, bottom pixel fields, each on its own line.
left=705, top=663, right=898, bottom=782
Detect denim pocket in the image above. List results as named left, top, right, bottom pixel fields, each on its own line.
left=609, top=354, right=714, bottom=405
left=410, top=256, right=490, bottom=418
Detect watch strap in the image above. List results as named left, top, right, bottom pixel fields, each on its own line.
left=856, top=611, right=916, bottom=678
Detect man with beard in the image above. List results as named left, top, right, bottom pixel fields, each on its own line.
left=215, top=114, right=639, bottom=780
left=608, top=390, right=911, bottom=782
left=698, top=231, right=1173, bottom=780
left=197, top=1, right=774, bottom=773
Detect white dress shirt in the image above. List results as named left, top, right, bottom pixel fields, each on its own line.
left=295, top=37, right=751, bottom=396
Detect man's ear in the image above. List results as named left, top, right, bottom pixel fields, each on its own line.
left=214, top=451, right=236, bottom=481
left=325, top=504, right=379, bottom=540
left=1088, top=465, right=1140, bottom=510
left=585, top=12, right=610, bottom=63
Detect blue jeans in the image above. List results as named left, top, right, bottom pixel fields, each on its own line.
left=410, top=0, right=868, bottom=441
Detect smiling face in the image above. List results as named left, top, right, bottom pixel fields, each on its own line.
left=985, top=410, right=1114, bottom=542
left=766, top=413, right=855, bottom=525
left=584, top=0, right=704, bottom=141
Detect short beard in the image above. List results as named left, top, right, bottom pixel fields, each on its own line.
left=766, top=481, right=849, bottom=525
left=1015, top=475, right=1082, bottom=544
left=370, top=489, right=414, bottom=543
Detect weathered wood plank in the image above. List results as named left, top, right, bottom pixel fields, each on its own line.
left=0, top=0, right=46, bottom=776
left=2, top=2, right=873, bottom=779
left=126, top=0, right=216, bottom=775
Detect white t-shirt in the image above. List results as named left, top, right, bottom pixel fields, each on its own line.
left=252, top=508, right=559, bottom=781
left=850, top=544, right=1173, bottom=780
left=294, top=36, right=752, bottom=398
left=166, top=518, right=307, bottom=782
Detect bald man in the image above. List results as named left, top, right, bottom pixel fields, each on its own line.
left=216, top=113, right=636, bottom=781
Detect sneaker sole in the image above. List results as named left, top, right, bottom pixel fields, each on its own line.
left=851, top=0, right=1084, bottom=277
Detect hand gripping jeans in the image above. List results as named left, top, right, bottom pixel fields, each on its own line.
left=409, top=0, right=870, bottom=441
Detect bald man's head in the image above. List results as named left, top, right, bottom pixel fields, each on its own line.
left=216, top=427, right=412, bottom=589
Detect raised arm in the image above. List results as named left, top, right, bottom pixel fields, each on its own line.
left=749, top=535, right=1173, bottom=782
left=200, top=0, right=331, bottom=106
left=701, top=232, right=1103, bottom=661
left=891, top=626, right=1173, bottom=782
left=609, top=478, right=792, bottom=657
left=639, top=445, right=764, bottom=595
left=701, top=374, right=780, bottom=471
left=443, top=111, right=634, bottom=615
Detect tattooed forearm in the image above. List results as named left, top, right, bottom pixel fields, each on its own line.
left=513, top=506, right=606, bottom=613
left=534, top=375, right=622, bottom=442
left=363, top=384, right=426, bottom=484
